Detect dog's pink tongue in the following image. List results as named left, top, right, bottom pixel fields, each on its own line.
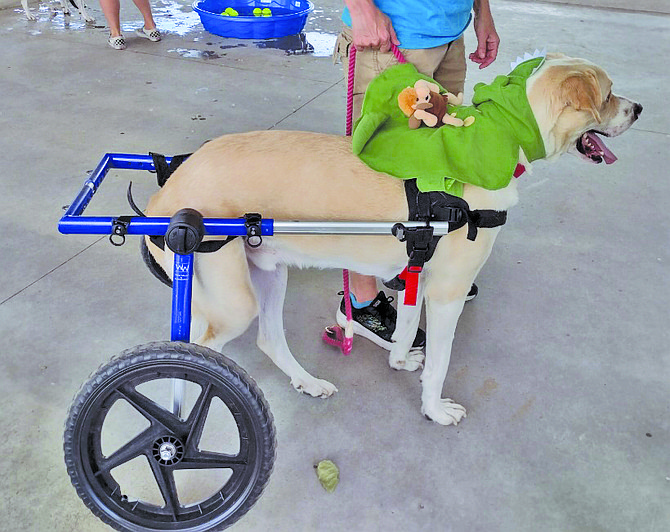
left=587, top=132, right=618, bottom=164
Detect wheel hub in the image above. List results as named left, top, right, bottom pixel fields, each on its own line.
left=152, top=436, right=184, bottom=466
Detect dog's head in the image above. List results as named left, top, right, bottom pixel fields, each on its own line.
left=526, top=53, right=642, bottom=164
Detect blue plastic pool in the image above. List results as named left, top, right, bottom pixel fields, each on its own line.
left=193, top=0, right=313, bottom=39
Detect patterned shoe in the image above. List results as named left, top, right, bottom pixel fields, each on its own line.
left=135, top=26, right=161, bottom=42
left=336, top=291, right=426, bottom=350
left=108, top=35, right=126, bottom=50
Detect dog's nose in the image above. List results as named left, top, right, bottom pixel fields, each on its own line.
left=633, top=103, right=643, bottom=119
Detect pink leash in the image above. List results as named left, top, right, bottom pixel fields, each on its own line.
left=322, top=43, right=407, bottom=355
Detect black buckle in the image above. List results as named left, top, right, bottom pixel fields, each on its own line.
left=244, top=213, right=263, bottom=248
left=110, top=216, right=132, bottom=246
left=442, top=207, right=463, bottom=224
left=392, top=223, right=435, bottom=268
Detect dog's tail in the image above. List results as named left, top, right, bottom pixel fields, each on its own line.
left=140, top=237, right=172, bottom=288
left=136, top=151, right=196, bottom=289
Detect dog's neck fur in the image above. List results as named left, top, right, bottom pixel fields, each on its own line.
left=463, top=177, right=519, bottom=213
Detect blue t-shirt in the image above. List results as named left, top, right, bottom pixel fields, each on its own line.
left=342, top=0, right=474, bottom=50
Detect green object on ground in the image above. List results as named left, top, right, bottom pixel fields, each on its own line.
left=351, top=58, right=547, bottom=197
left=316, top=460, right=339, bottom=493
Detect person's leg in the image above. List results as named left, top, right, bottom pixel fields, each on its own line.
left=130, top=0, right=157, bottom=30
left=99, top=0, right=122, bottom=36
left=402, top=43, right=450, bottom=80
left=343, top=42, right=453, bottom=304
left=337, top=25, right=403, bottom=304
left=432, top=36, right=467, bottom=95
left=334, top=27, right=421, bottom=347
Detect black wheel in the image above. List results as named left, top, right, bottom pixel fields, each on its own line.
left=64, top=342, right=276, bottom=532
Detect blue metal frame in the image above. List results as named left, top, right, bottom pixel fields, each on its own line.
left=59, top=153, right=275, bottom=343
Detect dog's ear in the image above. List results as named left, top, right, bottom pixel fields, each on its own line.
left=558, top=70, right=603, bottom=123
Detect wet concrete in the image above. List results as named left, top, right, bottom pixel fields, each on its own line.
left=1, top=0, right=669, bottom=531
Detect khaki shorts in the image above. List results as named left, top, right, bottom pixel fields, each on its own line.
left=334, top=26, right=467, bottom=122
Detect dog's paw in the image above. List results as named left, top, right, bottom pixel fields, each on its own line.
left=421, top=399, right=467, bottom=426
left=291, top=376, right=338, bottom=398
left=25, top=12, right=37, bottom=20
left=389, top=347, right=424, bottom=372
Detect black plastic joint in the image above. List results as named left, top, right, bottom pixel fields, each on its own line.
left=165, top=208, right=205, bottom=255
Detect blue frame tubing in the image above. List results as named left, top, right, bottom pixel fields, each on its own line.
left=171, top=253, right=194, bottom=342
left=59, top=153, right=274, bottom=344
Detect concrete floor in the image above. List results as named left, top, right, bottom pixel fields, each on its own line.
left=1, top=0, right=669, bottom=531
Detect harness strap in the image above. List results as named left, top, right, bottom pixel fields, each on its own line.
left=405, top=179, right=507, bottom=241
left=150, top=152, right=192, bottom=188
left=148, top=235, right=236, bottom=253
left=385, top=179, right=508, bottom=305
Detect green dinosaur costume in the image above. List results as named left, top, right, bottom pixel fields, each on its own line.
left=351, top=57, right=547, bottom=197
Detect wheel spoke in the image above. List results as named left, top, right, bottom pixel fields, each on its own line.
left=184, top=383, right=214, bottom=452
left=98, top=427, right=158, bottom=474
left=174, top=450, right=248, bottom=471
left=148, top=459, right=181, bottom=520
left=117, top=383, right=185, bottom=433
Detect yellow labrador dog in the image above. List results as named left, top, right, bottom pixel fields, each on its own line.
left=145, top=53, right=641, bottom=425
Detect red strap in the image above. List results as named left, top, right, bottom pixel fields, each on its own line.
left=398, top=266, right=421, bottom=306
left=514, top=163, right=526, bottom=178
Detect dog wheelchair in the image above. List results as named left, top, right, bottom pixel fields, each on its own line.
left=59, top=153, right=454, bottom=531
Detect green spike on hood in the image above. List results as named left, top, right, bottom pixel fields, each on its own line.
left=351, top=57, right=546, bottom=197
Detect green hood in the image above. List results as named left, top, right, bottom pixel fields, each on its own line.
left=351, top=57, right=547, bottom=197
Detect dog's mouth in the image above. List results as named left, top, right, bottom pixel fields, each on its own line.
left=576, top=131, right=618, bottom=164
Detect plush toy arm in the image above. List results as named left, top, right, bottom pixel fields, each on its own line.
left=442, top=113, right=465, bottom=127
left=445, top=91, right=464, bottom=106
left=415, top=109, right=439, bottom=127
left=408, top=115, right=422, bottom=129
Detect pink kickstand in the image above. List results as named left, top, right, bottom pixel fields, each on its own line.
left=322, top=43, right=407, bottom=356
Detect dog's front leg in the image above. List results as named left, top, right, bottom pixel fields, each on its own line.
left=389, top=277, right=425, bottom=371
left=248, top=260, right=338, bottom=398
left=421, top=296, right=467, bottom=425
left=58, top=0, right=71, bottom=16
left=22, top=0, right=37, bottom=20
left=70, top=0, right=96, bottom=23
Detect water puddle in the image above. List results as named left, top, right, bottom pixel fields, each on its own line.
left=11, top=0, right=337, bottom=60
left=168, top=48, right=223, bottom=59
left=254, top=31, right=336, bottom=56
left=13, top=4, right=97, bottom=32
left=151, top=0, right=202, bottom=36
